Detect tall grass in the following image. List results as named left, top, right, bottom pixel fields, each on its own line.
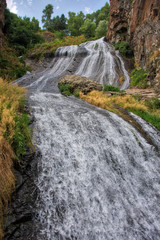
left=0, top=78, right=32, bottom=238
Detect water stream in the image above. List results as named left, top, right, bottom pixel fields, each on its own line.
left=16, top=38, right=160, bottom=239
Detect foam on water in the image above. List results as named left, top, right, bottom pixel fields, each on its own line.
left=30, top=93, right=160, bottom=240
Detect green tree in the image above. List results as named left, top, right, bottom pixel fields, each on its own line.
left=42, top=4, right=53, bottom=30
left=67, top=11, right=85, bottom=36
left=80, top=19, right=96, bottom=38
left=95, top=20, right=108, bottom=37
left=4, top=9, right=43, bottom=54
left=51, top=14, right=66, bottom=31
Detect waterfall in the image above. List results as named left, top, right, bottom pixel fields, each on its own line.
left=14, top=38, right=160, bottom=240
left=17, top=37, right=130, bottom=91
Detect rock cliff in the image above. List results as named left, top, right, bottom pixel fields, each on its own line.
left=107, top=0, right=160, bottom=89
left=0, top=0, right=6, bottom=47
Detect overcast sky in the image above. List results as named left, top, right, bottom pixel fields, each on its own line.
left=6, top=0, right=109, bottom=27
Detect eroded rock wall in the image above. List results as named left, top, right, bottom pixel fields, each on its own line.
left=0, top=0, right=6, bottom=47
left=107, top=0, right=160, bottom=88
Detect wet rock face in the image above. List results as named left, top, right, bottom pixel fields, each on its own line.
left=58, top=75, right=103, bottom=94
left=107, top=0, right=160, bottom=88
left=0, top=0, right=6, bottom=47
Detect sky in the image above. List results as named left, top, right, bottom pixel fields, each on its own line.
left=6, top=0, right=109, bottom=27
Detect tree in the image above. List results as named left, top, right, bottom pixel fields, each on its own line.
left=95, top=20, right=108, bottom=38
left=4, top=9, right=44, bottom=54
left=42, top=4, right=53, bottom=30
left=80, top=19, right=96, bottom=38
left=67, top=11, right=85, bottom=36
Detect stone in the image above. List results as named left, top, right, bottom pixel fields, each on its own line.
left=58, top=75, right=103, bottom=95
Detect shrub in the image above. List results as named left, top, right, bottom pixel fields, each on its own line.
left=59, top=84, right=72, bottom=95
left=104, top=85, right=121, bottom=92
left=114, top=41, right=131, bottom=56
left=130, top=68, right=149, bottom=88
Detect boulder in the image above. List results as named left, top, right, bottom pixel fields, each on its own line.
left=58, top=75, right=103, bottom=94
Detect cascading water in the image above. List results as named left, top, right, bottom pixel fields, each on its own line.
left=17, top=37, right=130, bottom=91
left=15, top=38, right=160, bottom=239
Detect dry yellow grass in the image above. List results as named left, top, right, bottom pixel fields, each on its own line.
left=80, top=90, right=160, bottom=117
left=0, top=78, right=26, bottom=238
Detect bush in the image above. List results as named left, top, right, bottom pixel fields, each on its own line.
left=130, top=68, right=149, bottom=88
left=104, top=85, right=121, bottom=92
left=114, top=41, right=131, bottom=56
left=59, top=84, right=72, bottom=95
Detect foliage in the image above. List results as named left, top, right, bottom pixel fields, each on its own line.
left=29, top=35, right=87, bottom=60
left=59, top=84, right=72, bottom=95
left=4, top=9, right=44, bottom=55
left=80, top=90, right=160, bottom=131
left=95, top=20, right=108, bottom=37
left=86, top=2, right=110, bottom=25
left=145, top=98, right=160, bottom=110
left=42, top=4, right=54, bottom=30
left=50, top=14, right=67, bottom=32
left=104, top=85, right=122, bottom=92
left=0, top=78, right=33, bottom=237
left=80, top=19, right=96, bottom=38
left=67, top=11, right=85, bottom=36
left=114, top=41, right=131, bottom=56
left=130, top=68, right=149, bottom=88
left=66, top=2, right=110, bottom=37
left=59, top=83, right=80, bottom=97
left=0, top=39, right=31, bottom=81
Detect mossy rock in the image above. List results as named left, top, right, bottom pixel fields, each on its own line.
left=58, top=75, right=103, bottom=95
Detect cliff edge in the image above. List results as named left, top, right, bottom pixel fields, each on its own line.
left=107, top=0, right=160, bottom=89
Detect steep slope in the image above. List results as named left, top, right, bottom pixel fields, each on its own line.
left=107, top=0, right=160, bottom=89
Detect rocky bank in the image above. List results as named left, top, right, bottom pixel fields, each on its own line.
left=0, top=0, right=6, bottom=47
left=107, top=0, right=160, bottom=89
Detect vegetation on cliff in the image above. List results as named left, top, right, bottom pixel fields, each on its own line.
left=0, top=78, right=33, bottom=238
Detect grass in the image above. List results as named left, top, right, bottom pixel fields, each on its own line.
left=0, top=78, right=33, bottom=238
left=80, top=90, right=160, bottom=131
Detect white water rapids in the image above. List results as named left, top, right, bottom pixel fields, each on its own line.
left=16, top=38, right=160, bottom=239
